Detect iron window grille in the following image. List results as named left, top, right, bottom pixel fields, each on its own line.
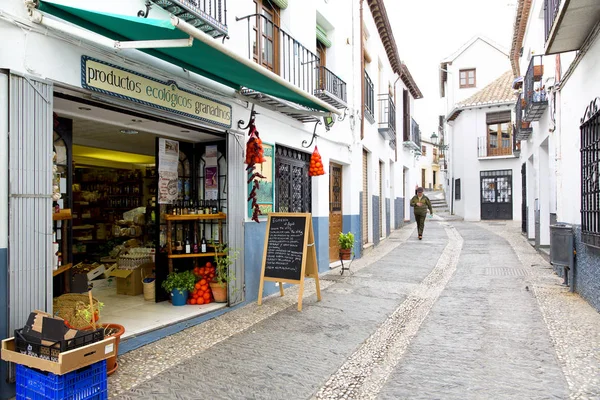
left=580, top=97, right=600, bottom=248
left=544, top=0, right=561, bottom=42
left=275, top=145, right=312, bottom=213
left=364, top=70, right=375, bottom=123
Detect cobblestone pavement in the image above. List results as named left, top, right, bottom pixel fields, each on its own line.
left=111, top=218, right=600, bottom=399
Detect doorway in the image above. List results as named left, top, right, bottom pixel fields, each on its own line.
left=480, top=169, right=513, bottom=220
left=329, top=163, right=342, bottom=262
left=421, top=169, right=426, bottom=188
left=433, top=170, right=437, bottom=188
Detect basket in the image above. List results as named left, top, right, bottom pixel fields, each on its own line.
left=14, top=328, right=104, bottom=363
left=142, top=275, right=155, bottom=301
left=16, top=360, right=107, bottom=400
left=53, top=294, right=101, bottom=330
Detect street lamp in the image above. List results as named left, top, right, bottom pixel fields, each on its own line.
left=430, top=132, right=449, bottom=170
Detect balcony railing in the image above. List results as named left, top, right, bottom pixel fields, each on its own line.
left=237, top=14, right=320, bottom=98
left=523, top=55, right=548, bottom=122
left=314, top=66, right=347, bottom=109
left=478, top=136, right=513, bottom=158
left=515, top=92, right=533, bottom=140
left=544, top=0, right=561, bottom=42
left=151, top=0, right=228, bottom=38
left=377, top=94, right=396, bottom=142
left=403, top=117, right=421, bottom=151
left=364, top=71, right=375, bottom=123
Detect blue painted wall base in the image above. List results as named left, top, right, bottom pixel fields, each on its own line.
left=395, top=197, right=404, bottom=229
left=373, top=195, right=380, bottom=245
left=386, top=198, right=391, bottom=237
left=342, top=214, right=361, bottom=259
left=573, top=226, right=600, bottom=312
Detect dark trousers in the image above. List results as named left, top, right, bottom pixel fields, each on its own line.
left=415, top=214, right=427, bottom=236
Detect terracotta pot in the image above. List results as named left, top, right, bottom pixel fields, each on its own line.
left=339, top=248, right=352, bottom=260
left=101, top=323, right=125, bottom=376
left=209, top=281, right=227, bottom=303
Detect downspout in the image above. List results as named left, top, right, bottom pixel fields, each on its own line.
left=360, top=0, right=365, bottom=140
left=393, top=75, right=401, bottom=162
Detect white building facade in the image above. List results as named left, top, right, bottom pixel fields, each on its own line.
left=440, top=37, right=522, bottom=221
left=0, top=0, right=422, bottom=395
left=511, top=0, right=600, bottom=312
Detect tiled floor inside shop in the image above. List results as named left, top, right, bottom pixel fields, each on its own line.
left=92, top=280, right=226, bottom=338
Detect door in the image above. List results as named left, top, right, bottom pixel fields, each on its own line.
left=362, top=150, right=369, bottom=244
left=379, top=162, right=383, bottom=239
left=275, top=145, right=311, bottom=213
left=253, top=0, right=280, bottom=73
left=8, top=73, right=54, bottom=333
left=329, top=163, right=342, bottom=262
left=421, top=169, right=426, bottom=188
left=433, top=171, right=437, bottom=188
left=480, top=170, right=513, bottom=220
left=521, top=163, right=527, bottom=233
left=317, top=41, right=327, bottom=91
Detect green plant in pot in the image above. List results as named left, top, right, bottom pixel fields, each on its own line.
left=338, top=231, right=355, bottom=260
left=210, top=242, right=240, bottom=303
left=161, top=270, right=196, bottom=306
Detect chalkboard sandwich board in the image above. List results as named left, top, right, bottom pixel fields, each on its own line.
left=258, top=213, right=322, bottom=311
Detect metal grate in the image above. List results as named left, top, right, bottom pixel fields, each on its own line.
left=580, top=97, right=600, bottom=248
left=364, top=71, right=375, bottom=123
left=275, top=145, right=311, bottom=213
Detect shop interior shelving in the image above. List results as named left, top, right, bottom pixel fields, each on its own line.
left=52, top=209, right=73, bottom=291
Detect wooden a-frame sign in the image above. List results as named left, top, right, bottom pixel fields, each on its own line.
left=257, top=213, right=322, bottom=311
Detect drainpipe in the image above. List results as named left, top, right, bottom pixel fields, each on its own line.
left=393, top=75, right=401, bottom=162
left=360, top=0, right=365, bottom=140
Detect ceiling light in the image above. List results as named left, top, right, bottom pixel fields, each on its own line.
left=78, top=107, right=92, bottom=111
left=181, top=130, right=190, bottom=133
left=120, top=129, right=139, bottom=135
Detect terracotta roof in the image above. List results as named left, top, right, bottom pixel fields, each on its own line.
left=510, top=0, right=532, bottom=77
left=447, top=71, right=516, bottom=120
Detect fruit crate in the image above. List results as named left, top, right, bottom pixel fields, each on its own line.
left=15, top=328, right=104, bottom=363
left=16, top=360, right=107, bottom=400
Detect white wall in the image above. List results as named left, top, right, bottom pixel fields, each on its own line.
left=449, top=106, right=522, bottom=221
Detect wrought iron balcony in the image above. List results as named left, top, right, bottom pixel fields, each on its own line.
left=478, top=136, right=513, bottom=158
left=377, top=94, right=396, bottom=141
left=513, top=124, right=521, bottom=157
left=515, top=92, right=533, bottom=140
left=544, top=0, right=561, bottom=43
left=149, top=0, right=228, bottom=38
left=237, top=13, right=320, bottom=103
left=314, top=66, right=347, bottom=109
left=364, top=71, right=375, bottom=123
left=523, top=55, right=548, bottom=122
left=544, top=0, right=600, bottom=54
left=403, top=117, right=421, bottom=151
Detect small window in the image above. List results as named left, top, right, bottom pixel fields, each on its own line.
left=421, top=145, right=427, bottom=155
left=455, top=179, right=461, bottom=200
left=459, top=69, right=476, bottom=88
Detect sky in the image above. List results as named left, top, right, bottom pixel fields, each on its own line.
left=385, top=0, right=517, bottom=140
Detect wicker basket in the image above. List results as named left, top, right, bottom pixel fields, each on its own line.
left=142, top=275, right=155, bottom=301
left=53, top=293, right=101, bottom=329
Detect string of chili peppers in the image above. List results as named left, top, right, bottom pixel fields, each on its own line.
left=245, top=116, right=266, bottom=223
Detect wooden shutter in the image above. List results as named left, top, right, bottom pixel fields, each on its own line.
left=486, top=111, right=511, bottom=124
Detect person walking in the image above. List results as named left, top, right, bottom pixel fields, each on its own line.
left=410, top=187, right=433, bottom=240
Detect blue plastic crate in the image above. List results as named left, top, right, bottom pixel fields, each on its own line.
left=16, top=360, right=107, bottom=400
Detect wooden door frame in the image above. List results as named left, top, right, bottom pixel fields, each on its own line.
left=254, top=0, right=280, bottom=74
left=329, top=162, right=343, bottom=262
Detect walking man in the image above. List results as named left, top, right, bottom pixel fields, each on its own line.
left=410, top=187, right=433, bottom=240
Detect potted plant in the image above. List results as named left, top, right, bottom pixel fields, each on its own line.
left=161, top=270, right=196, bottom=306
left=338, top=231, right=355, bottom=260
left=210, top=242, right=239, bottom=303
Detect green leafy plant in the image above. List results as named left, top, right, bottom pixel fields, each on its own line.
left=161, top=270, right=196, bottom=295
left=75, top=301, right=104, bottom=328
left=211, top=241, right=240, bottom=288
left=338, top=232, right=355, bottom=250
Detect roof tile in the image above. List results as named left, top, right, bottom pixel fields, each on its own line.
left=456, top=71, right=516, bottom=108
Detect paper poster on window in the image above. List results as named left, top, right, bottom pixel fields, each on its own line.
left=158, top=138, right=179, bottom=204
left=205, top=166, right=218, bottom=200
left=248, top=143, right=274, bottom=218
left=206, top=145, right=218, bottom=167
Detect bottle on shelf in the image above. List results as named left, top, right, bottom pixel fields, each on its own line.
left=201, top=230, right=207, bottom=253
left=192, top=225, right=199, bottom=254
left=198, top=200, right=205, bottom=215
left=183, top=201, right=189, bottom=215
left=212, top=200, right=217, bottom=215
left=185, top=228, right=191, bottom=254
left=204, top=201, right=210, bottom=215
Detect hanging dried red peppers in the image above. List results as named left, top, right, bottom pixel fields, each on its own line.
left=245, top=116, right=266, bottom=223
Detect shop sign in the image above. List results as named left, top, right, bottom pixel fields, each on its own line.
left=81, top=56, right=232, bottom=128
left=248, top=143, right=275, bottom=219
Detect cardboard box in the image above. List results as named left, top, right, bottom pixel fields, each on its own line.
left=1, top=336, right=116, bottom=375
left=71, top=263, right=107, bottom=293
left=109, top=263, right=153, bottom=296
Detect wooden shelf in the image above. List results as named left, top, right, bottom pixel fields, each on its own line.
left=166, top=213, right=227, bottom=221
left=168, top=252, right=225, bottom=259
left=53, top=263, right=73, bottom=277
left=53, top=209, right=72, bottom=221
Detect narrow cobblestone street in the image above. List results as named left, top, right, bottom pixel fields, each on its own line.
left=110, top=217, right=600, bottom=399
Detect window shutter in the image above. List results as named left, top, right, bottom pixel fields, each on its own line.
left=316, top=24, right=332, bottom=48
left=271, top=0, right=288, bottom=9
left=486, top=111, right=511, bottom=124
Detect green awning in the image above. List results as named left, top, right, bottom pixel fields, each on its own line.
left=37, top=0, right=336, bottom=114
left=316, top=24, right=331, bottom=48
